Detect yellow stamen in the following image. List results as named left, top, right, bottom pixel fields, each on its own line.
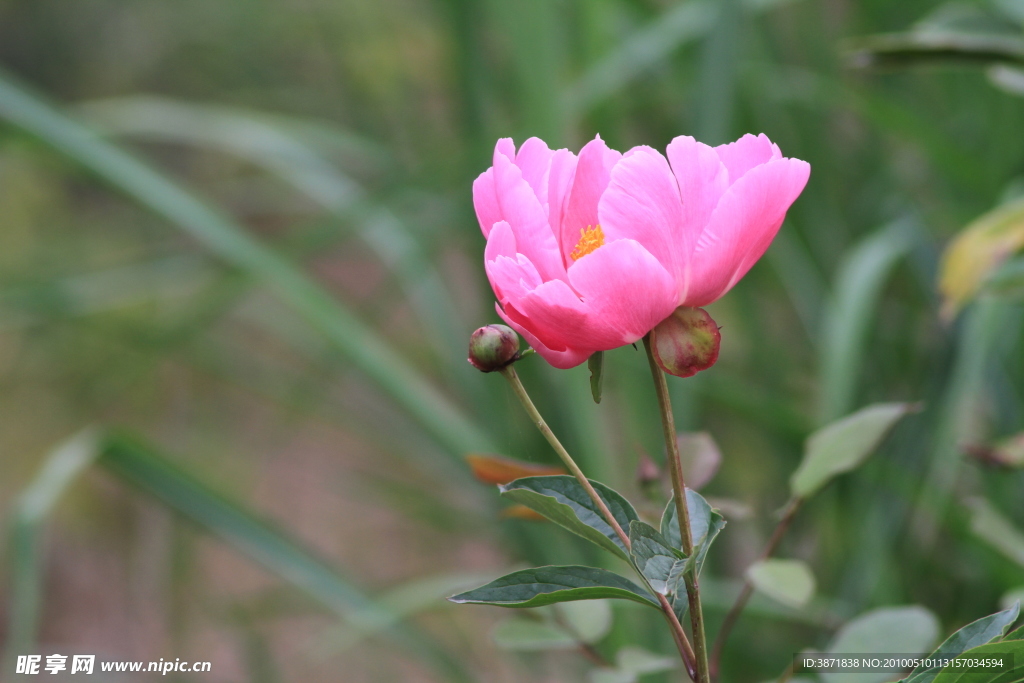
left=570, top=225, right=605, bottom=261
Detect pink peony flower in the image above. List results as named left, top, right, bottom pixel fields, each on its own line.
left=474, top=133, right=810, bottom=369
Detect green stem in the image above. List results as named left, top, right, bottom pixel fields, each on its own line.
left=499, top=364, right=698, bottom=680
left=499, top=366, right=630, bottom=549
left=643, top=335, right=711, bottom=683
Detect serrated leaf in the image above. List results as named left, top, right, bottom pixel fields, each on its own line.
left=629, top=521, right=686, bottom=595
left=900, top=603, right=1020, bottom=683
left=500, top=476, right=638, bottom=561
left=825, top=606, right=940, bottom=683
left=677, top=431, right=722, bottom=490
left=790, top=403, right=914, bottom=499
left=492, top=618, right=578, bottom=651
left=448, top=565, right=659, bottom=609
left=967, top=498, right=1024, bottom=568
left=930, top=639, right=1024, bottom=683
left=589, top=351, right=604, bottom=404
left=557, top=599, right=612, bottom=644
left=746, top=559, right=816, bottom=609
left=465, top=453, right=565, bottom=486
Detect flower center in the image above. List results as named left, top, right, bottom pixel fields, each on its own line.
left=570, top=225, right=605, bottom=261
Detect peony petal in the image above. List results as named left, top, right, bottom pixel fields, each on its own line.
left=560, top=136, right=621, bottom=266
left=492, top=152, right=566, bottom=282
left=517, top=240, right=677, bottom=351
left=515, top=137, right=553, bottom=207
left=684, top=157, right=810, bottom=306
left=484, top=220, right=517, bottom=263
left=599, top=146, right=689, bottom=295
left=495, top=303, right=590, bottom=369
left=714, top=133, right=781, bottom=184
left=547, top=148, right=577, bottom=235
left=494, top=137, right=516, bottom=165
left=665, top=136, right=729, bottom=248
left=567, top=239, right=679, bottom=345
left=473, top=168, right=501, bottom=237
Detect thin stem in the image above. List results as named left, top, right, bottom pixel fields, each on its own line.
left=643, top=335, right=711, bottom=683
left=709, top=497, right=803, bottom=681
left=658, top=594, right=699, bottom=681
left=499, top=366, right=630, bottom=549
left=499, top=364, right=698, bottom=680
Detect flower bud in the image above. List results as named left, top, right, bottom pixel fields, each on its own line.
left=468, top=324, right=520, bottom=372
left=649, top=306, right=721, bottom=378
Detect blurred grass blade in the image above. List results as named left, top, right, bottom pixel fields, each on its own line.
left=845, top=31, right=1024, bottom=70
left=564, top=0, right=801, bottom=117
left=695, top=0, right=741, bottom=145
left=79, top=96, right=471, bottom=374
left=563, top=0, right=715, bottom=116
left=910, top=298, right=1010, bottom=546
left=0, top=69, right=493, bottom=458
left=818, top=219, right=916, bottom=423
left=98, top=432, right=476, bottom=682
left=4, top=430, right=101, bottom=661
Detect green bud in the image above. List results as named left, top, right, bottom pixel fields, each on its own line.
left=649, top=306, right=721, bottom=378
left=468, top=324, right=520, bottom=372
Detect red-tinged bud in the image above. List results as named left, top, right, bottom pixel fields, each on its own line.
left=649, top=306, right=721, bottom=378
left=468, top=324, right=520, bottom=372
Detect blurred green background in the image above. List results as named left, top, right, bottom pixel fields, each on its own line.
left=1, top=0, right=1023, bottom=681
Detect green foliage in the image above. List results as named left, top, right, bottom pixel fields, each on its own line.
left=746, top=558, right=816, bottom=609
left=628, top=520, right=687, bottom=596
left=825, top=607, right=940, bottom=683
left=4, top=0, right=1024, bottom=679
left=660, top=489, right=727, bottom=576
left=499, top=476, right=639, bottom=561
left=588, top=351, right=604, bottom=404
left=790, top=403, right=916, bottom=499
left=900, top=603, right=1020, bottom=683
left=589, top=647, right=678, bottom=683
left=447, top=566, right=660, bottom=609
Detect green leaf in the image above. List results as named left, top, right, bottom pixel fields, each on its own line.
left=659, top=490, right=726, bottom=619
left=745, top=559, right=816, bottom=609
left=557, top=599, right=613, bottom=644
left=826, top=606, right=940, bottom=683
left=500, top=476, right=639, bottom=561
left=590, top=646, right=679, bottom=683
left=660, top=489, right=727, bottom=573
left=448, top=566, right=660, bottom=609
left=589, top=351, right=604, bottom=404
left=845, top=31, right=1024, bottom=70
left=938, top=197, right=1024, bottom=319
left=930, top=639, right=1024, bottom=683
left=790, top=403, right=915, bottom=499
left=967, top=498, right=1024, bottom=568
left=492, top=619, right=578, bottom=651
left=0, top=69, right=493, bottom=461
left=629, top=520, right=686, bottom=595
left=900, top=603, right=1019, bottom=683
